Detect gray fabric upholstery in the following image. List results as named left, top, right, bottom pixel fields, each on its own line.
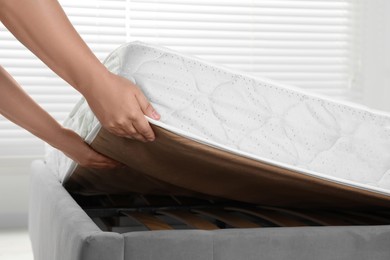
left=29, top=160, right=390, bottom=260
left=124, top=230, right=214, bottom=260
left=29, top=160, right=124, bottom=260
left=211, top=227, right=390, bottom=260
left=123, top=226, right=390, bottom=260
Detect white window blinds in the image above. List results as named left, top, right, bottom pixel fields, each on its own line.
left=0, top=0, right=358, bottom=160
left=126, top=0, right=359, bottom=99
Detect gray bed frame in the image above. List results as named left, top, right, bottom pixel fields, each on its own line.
left=29, top=160, right=390, bottom=260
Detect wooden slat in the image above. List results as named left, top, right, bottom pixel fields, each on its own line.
left=226, top=207, right=307, bottom=227
left=259, top=207, right=350, bottom=226
left=158, top=210, right=219, bottom=230
left=193, top=208, right=260, bottom=228
left=298, top=211, right=352, bottom=226
left=122, top=211, right=173, bottom=230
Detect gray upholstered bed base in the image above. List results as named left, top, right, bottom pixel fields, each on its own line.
left=29, top=160, right=390, bottom=260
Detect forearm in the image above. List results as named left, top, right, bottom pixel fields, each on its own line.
left=0, top=66, right=121, bottom=168
left=0, top=0, right=108, bottom=95
left=0, top=0, right=160, bottom=141
left=0, top=66, right=67, bottom=150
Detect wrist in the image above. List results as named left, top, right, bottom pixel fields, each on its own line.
left=75, top=66, right=112, bottom=98
left=48, top=127, right=67, bottom=150
left=49, top=127, right=77, bottom=151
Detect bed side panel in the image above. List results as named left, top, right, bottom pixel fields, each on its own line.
left=29, top=160, right=124, bottom=260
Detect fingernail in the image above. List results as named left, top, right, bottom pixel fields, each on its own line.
left=152, top=110, right=160, bottom=120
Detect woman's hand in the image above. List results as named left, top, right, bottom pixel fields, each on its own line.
left=0, top=0, right=160, bottom=142
left=83, top=72, right=160, bottom=142
left=56, top=128, right=122, bottom=169
left=1, top=66, right=121, bottom=169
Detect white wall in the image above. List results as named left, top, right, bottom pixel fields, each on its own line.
left=359, top=0, right=390, bottom=112
left=0, top=158, right=38, bottom=229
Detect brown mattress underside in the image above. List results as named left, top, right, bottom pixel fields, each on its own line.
left=64, top=125, right=390, bottom=209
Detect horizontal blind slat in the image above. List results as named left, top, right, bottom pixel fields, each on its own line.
left=129, top=4, right=350, bottom=17
left=130, top=39, right=349, bottom=48
left=129, top=30, right=350, bottom=41
left=130, top=12, right=350, bottom=26
left=131, top=0, right=349, bottom=9
left=128, top=22, right=350, bottom=33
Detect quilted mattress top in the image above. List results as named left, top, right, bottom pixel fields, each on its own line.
left=47, top=41, right=390, bottom=200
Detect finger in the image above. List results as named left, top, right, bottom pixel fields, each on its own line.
left=132, top=133, right=147, bottom=142
left=79, top=157, right=121, bottom=169
left=94, top=162, right=122, bottom=168
left=105, top=126, right=128, bottom=138
left=91, top=155, right=123, bottom=168
left=133, top=114, right=155, bottom=141
left=123, top=122, right=147, bottom=142
left=100, top=156, right=122, bottom=166
left=90, top=163, right=118, bottom=169
left=111, top=126, right=146, bottom=142
left=90, top=162, right=118, bottom=169
left=135, top=91, right=160, bottom=120
left=126, top=133, right=147, bottom=142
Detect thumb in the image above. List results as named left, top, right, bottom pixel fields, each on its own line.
left=135, top=91, right=160, bottom=120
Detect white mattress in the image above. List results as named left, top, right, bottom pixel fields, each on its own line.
left=46, top=41, right=390, bottom=197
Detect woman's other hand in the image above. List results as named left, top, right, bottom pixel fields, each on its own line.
left=57, top=128, right=122, bottom=169
left=0, top=66, right=120, bottom=169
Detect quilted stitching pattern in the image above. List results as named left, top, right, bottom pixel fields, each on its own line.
left=47, top=42, right=390, bottom=193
